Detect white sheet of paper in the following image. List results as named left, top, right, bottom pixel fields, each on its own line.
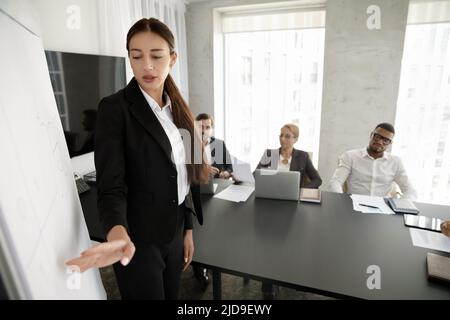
left=214, top=185, right=255, bottom=202
left=235, top=185, right=255, bottom=202
left=232, top=162, right=255, bottom=183
left=409, top=228, right=450, bottom=253
left=350, top=194, right=395, bottom=215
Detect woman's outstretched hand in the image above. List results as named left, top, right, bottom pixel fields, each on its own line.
left=65, top=225, right=135, bottom=272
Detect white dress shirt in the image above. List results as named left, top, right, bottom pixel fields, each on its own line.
left=277, top=155, right=291, bottom=171
left=139, top=86, right=189, bottom=205
left=204, top=139, right=212, bottom=165
left=329, top=148, right=417, bottom=199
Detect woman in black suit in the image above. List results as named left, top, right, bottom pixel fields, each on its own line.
left=66, top=18, right=208, bottom=299
left=257, top=123, right=322, bottom=188
left=257, top=123, right=322, bottom=299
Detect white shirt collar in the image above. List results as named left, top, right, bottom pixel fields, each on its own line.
left=138, top=85, right=172, bottom=113
left=361, top=147, right=389, bottom=160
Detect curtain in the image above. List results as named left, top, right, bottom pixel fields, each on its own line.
left=393, top=0, right=450, bottom=205
left=219, top=1, right=326, bottom=34
left=221, top=8, right=326, bottom=33
left=96, top=0, right=189, bottom=100
left=408, top=0, right=450, bottom=24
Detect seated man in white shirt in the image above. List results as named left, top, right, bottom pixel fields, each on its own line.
left=329, top=123, right=417, bottom=199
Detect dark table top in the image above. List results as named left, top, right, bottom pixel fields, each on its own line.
left=193, top=181, right=450, bottom=299
left=79, top=185, right=105, bottom=242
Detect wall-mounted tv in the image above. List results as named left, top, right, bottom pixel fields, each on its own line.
left=45, top=50, right=126, bottom=157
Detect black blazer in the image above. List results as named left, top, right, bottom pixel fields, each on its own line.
left=256, top=148, right=322, bottom=188
left=209, top=137, right=233, bottom=176
left=95, top=78, right=202, bottom=245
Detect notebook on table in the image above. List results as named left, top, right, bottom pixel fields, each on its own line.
left=299, top=188, right=321, bottom=203
left=385, top=198, right=419, bottom=214
left=427, top=252, right=450, bottom=286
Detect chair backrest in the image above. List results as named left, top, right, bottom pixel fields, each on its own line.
left=343, top=181, right=349, bottom=193
left=334, top=156, right=349, bottom=193
left=303, top=152, right=314, bottom=186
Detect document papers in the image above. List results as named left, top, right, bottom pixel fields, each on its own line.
left=409, top=228, right=450, bottom=254
left=214, top=184, right=255, bottom=202
left=232, top=162, right=255, bottom=183
left=350, top=194, right=395, bottom=215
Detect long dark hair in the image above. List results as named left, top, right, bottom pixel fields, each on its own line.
left=126, top=18, right=209, bottom=184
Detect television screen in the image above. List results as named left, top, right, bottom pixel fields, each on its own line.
left=44, top=50, right=126, bottom=157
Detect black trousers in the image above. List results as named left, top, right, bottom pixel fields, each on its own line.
left=113, top=203, right=186, bottom=300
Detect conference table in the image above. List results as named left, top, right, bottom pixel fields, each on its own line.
left=192, top=180, right=450, bottom=300
left=79, top=185, right=105, bottom=243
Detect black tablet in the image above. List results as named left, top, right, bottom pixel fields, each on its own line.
left=404, top=214, right=443, bottom=233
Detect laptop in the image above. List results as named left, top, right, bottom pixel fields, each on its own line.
left=254, top=169, right=301, bottom=201
left=200, top=177, right=218, bottom=194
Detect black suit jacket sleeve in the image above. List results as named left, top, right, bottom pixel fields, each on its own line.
left=211, top=138, right=233, bottom=176
left=183, top=185, right=203, bottom=230
left=303, top=154, right=322, bottom=189
left=95, top=97, right=129, bottom=236
left=222, top=141, right=233, bottom=173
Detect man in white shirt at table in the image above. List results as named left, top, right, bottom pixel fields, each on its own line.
left=329, top=123, right=417, bottom=200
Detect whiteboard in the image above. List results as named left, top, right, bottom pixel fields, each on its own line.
left=0, top=10, right=106, bottom=299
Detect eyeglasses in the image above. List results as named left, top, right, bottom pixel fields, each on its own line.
left=372, top=133, right=392, bottom=145
left=279, top=134, right=295, bottom=139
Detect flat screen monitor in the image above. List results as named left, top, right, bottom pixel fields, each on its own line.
left=44, top=50, right=126, bottom=157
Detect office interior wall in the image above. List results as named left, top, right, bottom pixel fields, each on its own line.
left=186, top=0, right=409, bottom=187
left=318, top=0, right=408, bottom=188
left=34, top=0, right=101, bottom=55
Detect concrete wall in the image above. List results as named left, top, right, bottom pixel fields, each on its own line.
left=318, top=0, right=409, bottom=187
left=186, top=0, right=409, bottom=187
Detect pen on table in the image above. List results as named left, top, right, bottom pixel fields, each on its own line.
left=359, top=203, right=379, bottom=209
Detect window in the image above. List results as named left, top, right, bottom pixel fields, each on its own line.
left=45, top=51, right=69, bottom=130
left=241, top=56, right=252, bottom=86
left=219, top=6, right=326, bottom=169
left=394, top=1, right=450, bottom=205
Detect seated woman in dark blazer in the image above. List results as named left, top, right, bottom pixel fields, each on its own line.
left=257, top=123, right=322, bottom=189
left=257, top=123, right=322, bottom=299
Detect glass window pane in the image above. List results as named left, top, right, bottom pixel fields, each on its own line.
left=394, top=23, right=450, bottom=205
left=224, top=28, right=325, bottom=169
